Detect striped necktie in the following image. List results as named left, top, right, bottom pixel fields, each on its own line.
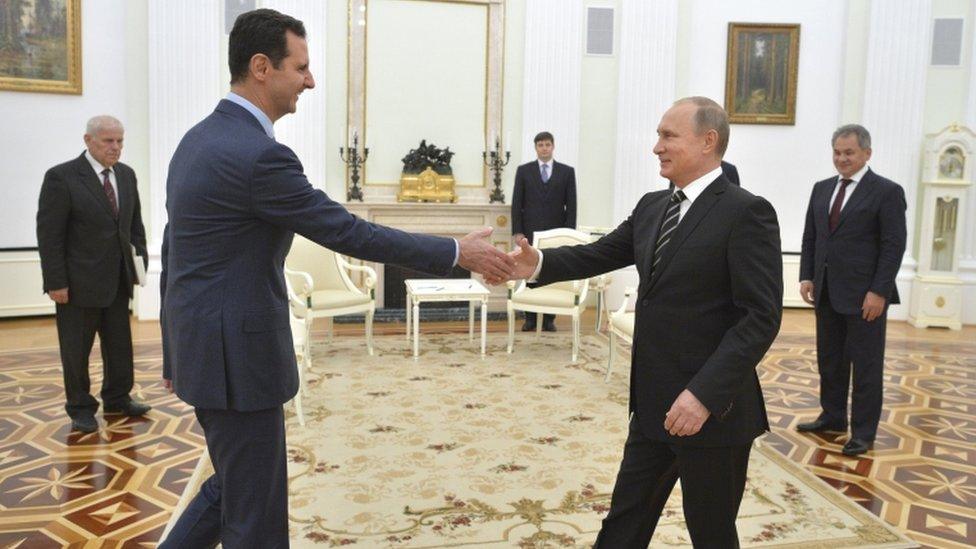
left=651, top=190, right=687, bottom=276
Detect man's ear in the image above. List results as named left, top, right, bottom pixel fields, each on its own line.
left=249, top=53, right=271, bottom=82
left=702, top=129, right=718, bottom=156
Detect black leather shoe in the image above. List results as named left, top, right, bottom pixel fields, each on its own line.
left=796, top=418, right=847, bottom=433
left=104, top=400, right=152, bottom=417
left=542, top=320, right=557, bottom=332
left=521, top=321, right=537, bottom=332
left=842, top=438, right=873, bottom=456
left=71, top=415, right=98, bottom=433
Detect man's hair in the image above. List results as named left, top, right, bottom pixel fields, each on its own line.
left=832, top=124, right=871, bottom=149
left=674, top=96, right=729, bottom=157
left=228, top=9, right=306, bottom=85
left=86, top=115, right=123, bottom=136
left=534, top=131, right=554, bottom=144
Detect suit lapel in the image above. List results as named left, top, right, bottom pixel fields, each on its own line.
left=833, top=169, right=873, bottom=233
left=815, top=180, right=832, bottom=233
left=76, top=155, right=116, bottom=219
left=644, top=177, right=725, bottom=295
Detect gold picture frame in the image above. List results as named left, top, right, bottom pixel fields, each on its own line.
left=725, top=23, right=799, bottom=125
left=0, top=0, right=82, bottom=95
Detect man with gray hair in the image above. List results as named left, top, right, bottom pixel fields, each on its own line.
left=797, top=124, right=907, bottom=456
left=37, top=115, right=150, bottom=434
left=507, top=96, right=782, bottom=546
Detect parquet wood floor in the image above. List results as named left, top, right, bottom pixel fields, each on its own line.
left=0, top=310, right=973, bottom=547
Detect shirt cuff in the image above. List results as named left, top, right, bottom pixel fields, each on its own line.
left=453, top=239, right=460, bottom=267
left=528, top=249, right=544, bottom=282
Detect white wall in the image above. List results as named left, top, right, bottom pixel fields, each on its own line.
left=682, top=1, right=847, bottom=253
left=1, top=1, right=136, bottom=250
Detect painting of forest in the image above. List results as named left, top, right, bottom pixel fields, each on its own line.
left=0, top=0, right=80, bottom=93
left=725, top=23, right=799, bottom=125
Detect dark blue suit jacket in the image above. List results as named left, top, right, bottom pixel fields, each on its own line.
left=161, top=100, right=456, bottom=411
left=799, top=168, right=907, bottom=315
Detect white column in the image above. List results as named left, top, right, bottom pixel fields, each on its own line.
left=263, top=1, right=328, bottom=191
left=521, top=0, right=584, bottom=166
left=612, top=0, right=677, bottom=223
left=861, top=0, right=931, bottom=319
left=962, top=0, right=976, bottom=265
left=137, top=1, right=222, bottom=319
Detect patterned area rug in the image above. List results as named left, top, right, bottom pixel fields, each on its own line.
left=172, top=333, right=916, bottom=548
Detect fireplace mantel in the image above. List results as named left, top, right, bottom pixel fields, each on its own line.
left=344, top=201, right=513, bottom=309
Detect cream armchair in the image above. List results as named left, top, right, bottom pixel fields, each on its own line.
left=606, top=286, right=636, bottom=382
left=285, top=235, right=377, bottom=355
left=285, top=269, right=311, bottom=426
left=507, top=228, right=593, bottom=363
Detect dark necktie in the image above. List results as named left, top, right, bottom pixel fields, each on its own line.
left=651, top=190, right=687, bottom=276
left=541, top=163, right=550, bottom=183
left=101, top=168, right=119, bottom=219
left=828, top=178, right=852, bottom=232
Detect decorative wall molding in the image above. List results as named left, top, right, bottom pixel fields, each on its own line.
left=141, top=0, right=222, bottom=320
left=265, top=0, right=328, bottom=192
left=861, top=0, right=931, bottom=257
left=612, top=0, right=677, bottom=223
left=521, top=0, right=584, bottom=167
left=962, top=0, right=976, bottom=263
left=0, top=252, right=54, bottom=318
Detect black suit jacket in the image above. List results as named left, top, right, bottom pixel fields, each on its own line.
left=538, top=176, right=782, bottom=447
left=721, top=161, right=740, bottom=186
left=511, top=160, right=577, bottom=242
left=37, top=152, right=148, bottom=308
left=799, top=169, right=907, bottom=315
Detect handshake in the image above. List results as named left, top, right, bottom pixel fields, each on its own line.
left=457, top=227, right=538, bottom=285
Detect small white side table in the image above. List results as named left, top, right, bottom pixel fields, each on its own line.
left=405, top=278, right=491, bottom=359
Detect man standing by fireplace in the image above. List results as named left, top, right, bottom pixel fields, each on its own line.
left=511, top=131, right=577, bottom=332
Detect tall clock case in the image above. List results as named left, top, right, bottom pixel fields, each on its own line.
left=908, top=125, right=975, bottom=330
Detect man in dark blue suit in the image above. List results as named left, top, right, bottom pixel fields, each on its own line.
left=797, top=124, right=907, bottom=456
left=158, top=10, right=513, bottom=547
left=511, top=131, right=577, bottom=331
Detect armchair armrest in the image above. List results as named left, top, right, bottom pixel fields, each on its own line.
left=337, top=256, right=378, bottom=289
left=284, top=267, right=314, bottom=309
left=614, top=286, right=637, bottom=317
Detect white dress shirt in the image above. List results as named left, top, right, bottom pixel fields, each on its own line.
left=828, top=164, right=869, bottom=213
left=673, top=166, right=722, bottom=222
left=85, top=151, right=119, bottom=210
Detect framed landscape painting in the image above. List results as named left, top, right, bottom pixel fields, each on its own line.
left=0, top=0, right=82, bottom=94
left=725, top=23, right=799, bottom=125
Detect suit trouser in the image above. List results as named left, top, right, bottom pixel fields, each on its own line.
left=815, top=281, right=887, bottom=441
left=159, top=406, right=288, bottom=549
left=593, top=417, right=752, bottom=548
left=54, top=272, right=134, bottom=419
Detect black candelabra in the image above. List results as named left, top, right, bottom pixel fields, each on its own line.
left=340, top=133, right=368, bottom=202
left=483, top=136, right=511, bottom=203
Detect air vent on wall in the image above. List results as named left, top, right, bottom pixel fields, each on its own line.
left=586, top=7, right=614, bottom=55
left=931, top=18, right=963, bottom=66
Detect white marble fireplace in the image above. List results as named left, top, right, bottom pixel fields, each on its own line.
left=344, top=200, right=513, bottom=310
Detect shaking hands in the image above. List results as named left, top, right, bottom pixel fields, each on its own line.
left=457, top=230, right=542, bottom=285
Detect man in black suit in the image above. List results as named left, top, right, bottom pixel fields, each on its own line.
left=797, top=124, right=907, bottom=456
left=509, top=97, right=782, bottom=547
left=511, top=131, right=577, bottom=331
left=36, top=115, right=151, bottom=434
